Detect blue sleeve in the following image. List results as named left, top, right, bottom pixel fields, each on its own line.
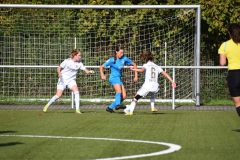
left=124, top=56, right=133, bottom=65
left=103, top=58, right=113, bottom=68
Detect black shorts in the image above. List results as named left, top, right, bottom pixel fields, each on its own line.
left=227, top=70, right=240, bottom=97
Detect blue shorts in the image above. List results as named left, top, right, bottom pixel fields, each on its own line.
left=109, top=77, right=123, bottom=85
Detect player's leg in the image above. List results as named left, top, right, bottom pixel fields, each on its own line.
left=227, top=70, right=240, bottom=117
left=125, top=86, right=148, bottom=115
left=232, top=97, right=240, bottom=116
left=121, top=85, right=127, bottom=100
left=106, top=83, right=122, bottom=113
left=125, top=94, right=142, bottom=115
left=124, top=86, right=147, bottom=115
left=43, top=78, right=65, bottom=112
left=43, top=89, right=63, bottom=112
left=150, top=92, right=158, bottom=112
left=106, top=77, right=123, bottom=113
left=70, top=83, right=81, bottom=114
left=115, top=85, right=127, bottom=110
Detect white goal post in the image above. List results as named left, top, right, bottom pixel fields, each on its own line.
left=0, top=4, right=201, bottom=108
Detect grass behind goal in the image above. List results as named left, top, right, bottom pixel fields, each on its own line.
left=0, top=108, right=239, bottom=160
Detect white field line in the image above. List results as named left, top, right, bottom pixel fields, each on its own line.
left=0, top=134, right=181, bottom=160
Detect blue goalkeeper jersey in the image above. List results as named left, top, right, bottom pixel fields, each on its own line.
left=103, top=56, right=133, bottom=79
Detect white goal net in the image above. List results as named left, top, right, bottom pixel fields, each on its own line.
left=0, top=5, right=200, bottom=106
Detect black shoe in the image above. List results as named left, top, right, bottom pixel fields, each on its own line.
left=106, top=107, right=114, bottom=113
left=115, top=105, right=126, bottom=110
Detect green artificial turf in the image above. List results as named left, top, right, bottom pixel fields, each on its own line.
left=0, top=109, right=239, bottom=160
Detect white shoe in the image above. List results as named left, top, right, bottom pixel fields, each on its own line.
left=124, top=108, right=130, bottom=114
left=151, top=107, right=158, bottom=112
left=43, top=104, right=49, bottom=112
left=124, top=107, right=133, bottom=116
left=124, top=105, right=131, bottom=112
left=76, top=109, right=82, bottom=114
left=125, top=112, right=133, bottom=116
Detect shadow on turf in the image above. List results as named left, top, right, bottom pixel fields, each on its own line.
left=115, top=111, right=166, bottom=115
left=232, top=129, right=240, bottom=132
left=0, top=142, right=24, bottom=147
left=62, top=110, right=97, bottom=114
left=0, top=131, right=24, bottom=147
left=0, top=131, right=16, bottom=134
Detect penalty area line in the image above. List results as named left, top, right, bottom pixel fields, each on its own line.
left=0, top=134, right=181, bottom=160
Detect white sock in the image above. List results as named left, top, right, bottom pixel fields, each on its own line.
left=47, top=95, right=59, bottom=106
left=130, top=100, right=136, bottom=113
left=150, top=94, right=155, bottom=108
left=151, top=102, right=155, bottom=108
left=74, top=92, right=80, bottom=110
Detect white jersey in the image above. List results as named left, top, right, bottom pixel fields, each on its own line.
left=142, top=61, right=163, bottom=91
left=60, top=58, right=86, bottom=84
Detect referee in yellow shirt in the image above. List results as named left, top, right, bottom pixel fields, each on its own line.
left=218, top=23, right=240, bottom=117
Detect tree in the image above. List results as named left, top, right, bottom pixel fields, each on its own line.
left=1, top=0, right=240, bottom=65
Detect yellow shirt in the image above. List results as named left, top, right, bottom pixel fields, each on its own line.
left=218, top=39, right=240, bottom=70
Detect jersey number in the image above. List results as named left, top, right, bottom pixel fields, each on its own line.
left=151, top=67, right=156, bottom=78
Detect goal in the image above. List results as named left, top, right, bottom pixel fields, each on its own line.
left=0, top=4, right=201, bottom=107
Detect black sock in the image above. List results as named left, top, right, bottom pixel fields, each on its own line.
left=236, top=107, right=240, bottom=117
left=134, top=94, right=142, bottom=101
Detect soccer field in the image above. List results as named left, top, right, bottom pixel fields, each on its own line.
left=0, top=107, right=239, bottom=160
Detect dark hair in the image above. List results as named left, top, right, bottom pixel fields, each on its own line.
left=70, top=49, right=80, bottom=58
left=115, top=46, right=121, bottom=52
left=113, top=46, right=123, bottom=64
left=228, top=23, right=240, bottom=44
left=140, top=50, right=154, bottom=62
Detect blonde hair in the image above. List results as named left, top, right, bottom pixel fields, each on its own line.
left=70, top=49, right=80, bottom=58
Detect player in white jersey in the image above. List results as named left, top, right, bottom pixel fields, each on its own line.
left=124, top=51, right=176, bottom=115
left=43, top=49, right=94, bottom=114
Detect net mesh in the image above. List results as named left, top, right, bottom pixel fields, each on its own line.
left=0, top=7, right=197, bottom=103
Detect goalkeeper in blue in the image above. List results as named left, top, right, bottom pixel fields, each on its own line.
left=99, top=46, right=138, bottom=113
left=43, top=49, right=95, bottom=114
left=124, top=50, right=176, bottom=115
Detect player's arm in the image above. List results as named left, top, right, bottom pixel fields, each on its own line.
left=125, top=57, right=138, bottom=82
left=78, top=63, right=94, bottom=74
left=218, top=42, right=227, bottom=66
left=99, top=65, right=106, bottom=80
left=161, top=71, right=176, bottom=88
left=132, top=62, right=138, bottom=82
left=130, top=66, right=145, bottom=72
left=219, top=54, right=227, bottom=66
left=57, top=65, right=62, bottom=78
left=84, top=69, right=95, bottom=74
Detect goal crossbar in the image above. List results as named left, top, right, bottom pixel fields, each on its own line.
left=0, top=4, right=200, bottom=9
left=0, top=66, right=227, bottom=69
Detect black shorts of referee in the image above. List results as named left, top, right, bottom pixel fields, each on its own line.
left=227, top=69, right=240, bottom=97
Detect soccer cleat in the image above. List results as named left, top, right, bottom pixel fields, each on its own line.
left=124, top=109, right=133, bottom=116
left=123, top=108, right=129, bottom=114
left=76, top=109, right=82, bottom=114
left=151, top=107, right=158, bottom=112
left=106, top=107, right=114, bottom=113
left=43, top=104, right=49, bottom=112
left=124, top=107, right=133, bottom=115
left=125, top=112, right=133, bottom=116
left=115, top=105, right=126, bottom=110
